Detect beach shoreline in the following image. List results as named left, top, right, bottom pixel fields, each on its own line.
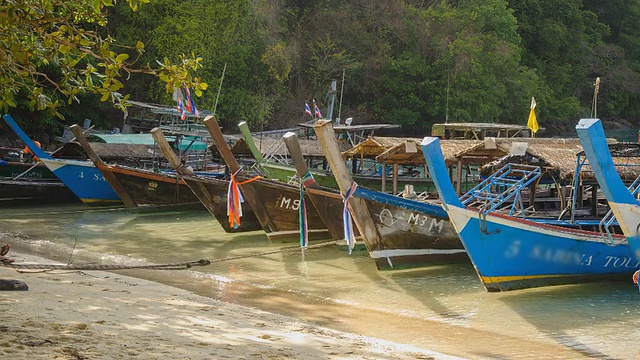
left=0, top=252, right=458, bottom=360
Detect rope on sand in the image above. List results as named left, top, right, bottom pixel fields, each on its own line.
left=2, top=259, right=211, bottom=271
left=0, top=240, right=337, bottom=271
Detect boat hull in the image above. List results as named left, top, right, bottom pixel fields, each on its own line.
left=0, top=179, right=78, bottom=204
left=40, top=158, right=120, bottom=205
left=179, top=175, right=262, bottom=233
left=0, top=162, right=56, bottom=180
left=103, top=164, right=203, bottom=210
left=305, top=187, right=350, bottom=241
left=451, top=206, right=638, bottom=291
left=356, top=188, right=466, bottom=270
left=242, top=178, right=333, bottom=243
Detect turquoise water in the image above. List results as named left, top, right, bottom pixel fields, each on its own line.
left=1, top=204, right=639, bottom=359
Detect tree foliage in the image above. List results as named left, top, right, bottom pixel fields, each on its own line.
left=0, top=0, right=207, bottom=119
left=4, top=0, right=640, bottom=135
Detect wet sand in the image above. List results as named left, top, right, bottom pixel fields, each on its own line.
left=0, top=253, right=457, bottom=360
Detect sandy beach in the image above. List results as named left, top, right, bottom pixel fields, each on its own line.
left=0, top=253, right=458, bottom=360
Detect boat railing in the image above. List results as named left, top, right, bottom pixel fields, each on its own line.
left=460, top=163, right=542, bottom=218
left=599, top=174, right=640, bottom=246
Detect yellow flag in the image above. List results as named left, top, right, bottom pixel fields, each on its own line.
left=527, top=97, right=539, bottom=134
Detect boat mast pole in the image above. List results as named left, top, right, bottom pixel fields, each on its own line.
left=212, top=63, right=227, bottom=118
left=327, top=80, right=337, bottom=122
left=337, top=70, right=345, bottom=124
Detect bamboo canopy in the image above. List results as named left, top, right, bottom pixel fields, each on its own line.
left=375, top=139, right=483, bottom=165
left=471, top=138, right=640, bottom=183
left=341, top=137, right=420, bottom=158
left=342, top=136, right=482, bottom=165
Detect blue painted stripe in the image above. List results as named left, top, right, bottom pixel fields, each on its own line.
left=353, top=187, right=448, bottom=219
left=3, top=114, right=52, bottom=160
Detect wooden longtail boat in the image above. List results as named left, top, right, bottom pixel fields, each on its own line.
left=313, top=120, right=465, bottom=270
left=204, top=117, right=333, bottom=243
left=421, top=135, right=638, bottom=292
left=150, top=128, right=262, bottom=233
left=239, top=124, right=346, bottom=241
left=3, top=115, right=121, bottom=205
left=70, top=125, right=203, bottom=211
left=0, top=178, right=78, bottom=204
left=0, top=161, right=56, bottom=180
left=281, top=132, right=351, bottom=242
left=576, top=118, right=640, bottom=261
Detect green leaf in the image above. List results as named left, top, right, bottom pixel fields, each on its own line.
left=115, top=53, right=129, bottom=64
left=59, top=45, right=71, bottom=54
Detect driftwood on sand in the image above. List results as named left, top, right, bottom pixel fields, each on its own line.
left=0, top=243, right=27, bottom=290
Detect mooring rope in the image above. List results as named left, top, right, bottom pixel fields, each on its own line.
left=0, top=240, right=337, bottom=271
left=2, top=259, right=211, bottom=271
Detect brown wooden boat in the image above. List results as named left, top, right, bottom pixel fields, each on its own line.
left=314, top=120, right=468, bottom=270
left=70, top=125, right=262, bottom=232
left=148, top=128, right=262, bottom=233
left=69, top=125, right=203, bottom=210
left=0, top=178, right=78, bottom=205
left=202, top=117, right=334, bottom=243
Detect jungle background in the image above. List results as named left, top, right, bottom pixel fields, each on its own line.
left=4, top=0, right=640, bottom=142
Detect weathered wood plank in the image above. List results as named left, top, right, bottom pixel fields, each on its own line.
left=70, top=125, right=137, bottom=208
left=313, top=120, right=384, bottom=251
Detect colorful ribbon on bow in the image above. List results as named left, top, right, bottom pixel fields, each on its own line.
left=227, top=168, right=262, bottom=229
left=298, top=170, right=315, bottom=248
left=299, top=180, right=309, bottom=248
left=301, top=170, right=316, bottom=188
left=342, top=182, right=358, bottom=254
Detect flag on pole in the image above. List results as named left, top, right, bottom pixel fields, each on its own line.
left=305, top=102, right=312, bottom=117
left=527, top=97, right=539, bottom=135
left=173, top=87, right=187, bottom=121
left=177, top=99, right=187, bottom=121
left=184, top=85, right=200, bottom=118
left=313, top=100, right=322, bottom=118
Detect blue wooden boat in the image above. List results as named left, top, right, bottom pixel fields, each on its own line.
left=312, top=119, right=465, bottom=270
left=421, top=135, right=639, bottom=292
left=576, top=118, right=640, bottom=261
left=2, top=114, right=121, bottom=205
left=349, top=187, right=465, bottom=269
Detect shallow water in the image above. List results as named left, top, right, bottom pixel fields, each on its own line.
left=1, top=203, right=639, bottom=359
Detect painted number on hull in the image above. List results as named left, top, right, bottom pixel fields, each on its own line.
left=379, top=208, right=444, bottom=233
left=504, top=241, right=640, bottom=269
left=78, top=172, right=106, bottom=182
left=279, top=197, right=300, bottom=211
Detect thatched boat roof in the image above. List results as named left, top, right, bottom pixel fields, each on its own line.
left=342, top=137, right=419, bottom=158
left=372, top=139, right=483, bottom=165
left=342, top=136, right=482, bottom=165
left=231, top=137, right=350, bottom=158
left=474, top=138, right=640, bottom=182
left=430, top=122, right=545, bottom=139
